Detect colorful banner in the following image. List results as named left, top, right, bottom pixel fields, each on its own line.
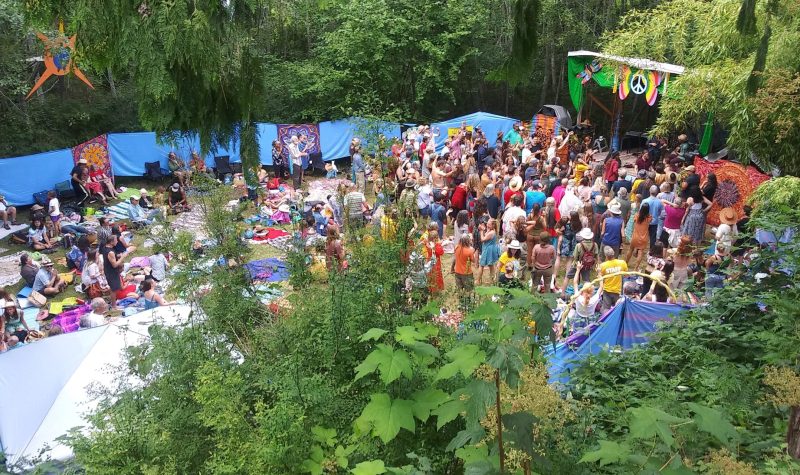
left=693, top=157, right=770, bottom=226
left=531, top=114, right=560, bottom=140
left=72, top=134, right=113, bottom=183
left=567, top=56, right=667, bottom=110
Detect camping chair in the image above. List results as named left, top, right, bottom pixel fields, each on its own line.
left=54, top=180, right=75, bottom=200
left=144, top=161, right=165, bottom=181
left=593, top=136, right=608, bottom=153
left=214, top=155, right=233, bottom=180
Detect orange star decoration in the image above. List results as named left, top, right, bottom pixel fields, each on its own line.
left=26, top=20, right=94, bottom=99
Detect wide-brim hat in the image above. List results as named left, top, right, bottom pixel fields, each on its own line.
left=508, top=240, right=521, bottom=250
left=78, top=159, right=87, bottom=164
left=608, top=201, right=622, bottom=215
left=170, top=183, right=180, bottom=192
left=31, top=204, right=44, bottom=211
left=578, top=228, right=594, bottom=241
left=509, top=177, right=523, bottom=191
left=405, top=179, right=417, bottom=188
left=719, top=207, right=738, bottom=225
left=40, top=256, right=53, bottom=266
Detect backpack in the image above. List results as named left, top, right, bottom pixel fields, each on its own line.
left=580, top=242, right=596, bottom=269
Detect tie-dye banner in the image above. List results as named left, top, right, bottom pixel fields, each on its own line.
left=72, top=134, right=114, bottom=184
left=277, top=124, right=321, bottom=169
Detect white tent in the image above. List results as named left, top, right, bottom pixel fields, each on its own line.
left=0, top=305, right=193, bottom=468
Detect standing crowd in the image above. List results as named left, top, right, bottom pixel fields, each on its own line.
left=317, top=125, right=749, bottom=339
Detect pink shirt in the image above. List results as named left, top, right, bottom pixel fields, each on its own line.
left=664, top=204, right=685, bottom=229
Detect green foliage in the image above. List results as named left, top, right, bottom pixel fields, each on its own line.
left=602, top=0, right=800, bottom=174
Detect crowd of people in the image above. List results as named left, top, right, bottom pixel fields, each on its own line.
left=0, top=172, right=191, bottom=352
left=0, top=121, right=755, bottom=351
left=311, top=123, right=751, bottom=339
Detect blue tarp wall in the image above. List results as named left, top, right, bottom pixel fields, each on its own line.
left=546, top=299, right=688, bottom=386
left=430, top=111, right=520, bottom=153
left=0, top=114, right=519, bottom=205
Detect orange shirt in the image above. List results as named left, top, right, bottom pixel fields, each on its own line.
left=454, top=245, right=476, bottom=275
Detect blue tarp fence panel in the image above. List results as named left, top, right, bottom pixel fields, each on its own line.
left=546, top=299, right=688, bottom=386
left=0, top=149, right=75, bottom=207
left=430, top=111, right=520, bottom=153
left=0, top=113, right=515, bottom=205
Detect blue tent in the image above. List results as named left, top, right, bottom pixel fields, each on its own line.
left=430, top=111, right=520, bottom=153
left=547, top=298, right=689, bottom=385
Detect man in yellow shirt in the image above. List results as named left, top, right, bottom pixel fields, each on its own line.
left=598, top=245, right=628, bottom=312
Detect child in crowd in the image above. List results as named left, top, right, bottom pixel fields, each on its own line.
left=47, top=190, right=62, bottom=237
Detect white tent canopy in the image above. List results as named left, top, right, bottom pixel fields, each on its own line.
left=0, top=305, right=193, bottom=468
left=568, top=50, right=685, bottom=75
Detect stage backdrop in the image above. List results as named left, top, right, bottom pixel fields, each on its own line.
left=72, top=134, right=113, bottom=184
left=693, top=157, right=770, bottom=226
left=277, top=124, right=321, bottom=170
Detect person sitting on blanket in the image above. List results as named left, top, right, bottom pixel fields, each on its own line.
left=32, top=256, right=66, bottom=297
left=168, top=182, right=190, bottom=214
left=189, top=151, right=208, bottom=175
left=2, top=298, right=29, bottom=349
left=127, top=196, right=160, bottom=226
left=66, top=235, right=90, bottom=273
left=138, top=189, right=154, bottom=209
left=19, top=253, right=39, bottom=288
left=82, top=166, right=108, bottom=204
left=28, top=218, right=55, bottom=252
left=0, top=195, right=18, bottom=230
left=266, top=172, right=281, bottom=190
left=139, top=279, right=170, bottom=310
left=313, top=204, right=329, bottom=236
left=93, top=164, right=119, bottom=198
left=80, top=297, right=109, bottom=329
left=168, top=152, right=190, bottom=186
left=111, top=225, right=136, bottom=255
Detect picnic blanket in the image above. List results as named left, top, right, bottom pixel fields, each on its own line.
left=104, top=202, right=131, bottom=221
left=244, top=258, right=289, bottom=282
left=50, top=304, right=91, bottom=334
left=306, top=178, right=351, bottom=203
left=0, top=252, right=24, bottom=287
left=251, top=228, right=289, bottom=241
left=0, top=223, right=28, bottom=242
left=171, top=206, right=208, bottom=239
left=117, top=187, right=152, bottom=201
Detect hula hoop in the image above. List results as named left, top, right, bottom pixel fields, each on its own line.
left=566, top=270, right=677, bottom=308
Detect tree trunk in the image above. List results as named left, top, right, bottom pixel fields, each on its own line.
left=495, top=370, right=505, bottom=472
left=539, top=46, right=550, bottom=105
left=550, top=51, right=558, bottom=103
left=107, top=68, right=117, bottom=97
left=789, top=405, right=800, bottom=459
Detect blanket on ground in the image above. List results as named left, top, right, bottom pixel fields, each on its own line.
left=0, top=252, right=24, bottom=287
left=244, top=258, right=289, bottom=282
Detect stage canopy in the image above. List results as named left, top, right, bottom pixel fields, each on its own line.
left=567, top=50, right=685, bottom=112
